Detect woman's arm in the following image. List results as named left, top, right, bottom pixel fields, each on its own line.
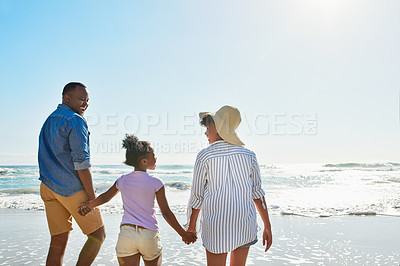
left=156, top=186, right=197, bottom=244
left=187, top=208, right=200, bottom=233
left=78, top=182, right=119, bottom=216
left=186, top=155, right=206, bottom=233
left=253, top=196, right=272, bottom=252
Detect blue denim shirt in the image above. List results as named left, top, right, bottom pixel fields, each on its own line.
left=38, top=104, right=91, bottom=197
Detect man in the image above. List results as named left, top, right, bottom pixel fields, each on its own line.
left=38, top=82, right=105, bottom=266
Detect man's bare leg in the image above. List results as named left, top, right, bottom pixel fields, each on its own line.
left=76, top=226, right=106, bottom=266
left=46, top=231, right=69, bottom=266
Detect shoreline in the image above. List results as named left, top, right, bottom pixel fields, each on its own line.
left=0, top=209, right=399, bottom=265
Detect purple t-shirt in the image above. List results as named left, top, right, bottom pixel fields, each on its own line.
left=116, top=171, right=164, bottom=231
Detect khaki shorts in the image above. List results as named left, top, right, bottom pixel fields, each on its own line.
left=116, top=224, right=162, bottom=261
left=40, top=182, right=104, bottom=236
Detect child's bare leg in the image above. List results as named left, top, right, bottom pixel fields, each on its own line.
left=206, top=249, right=228, bottom=266
left=118, top=254, right=140, bottom=266
left=230, top=247, right=250, bottom=266
left=143, top=254, right=162, bottom=266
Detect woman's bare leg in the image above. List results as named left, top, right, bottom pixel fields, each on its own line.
left=230, top=247, right=250, bottom=266
left=206, top=249, right=228, bottom=266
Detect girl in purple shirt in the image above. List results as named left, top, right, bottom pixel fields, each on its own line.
left=79, top=135, right=196, bottom=266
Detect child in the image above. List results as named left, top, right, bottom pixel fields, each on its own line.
left=78, top=134, right=197, bottom=266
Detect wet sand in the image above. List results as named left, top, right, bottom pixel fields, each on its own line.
left=0, top=209, right=399, bottom=265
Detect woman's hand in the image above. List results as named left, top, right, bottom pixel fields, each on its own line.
left=263, top=227, right=272, bottom=252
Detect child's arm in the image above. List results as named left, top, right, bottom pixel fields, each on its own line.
left=253, top=196, right=272, bottom=252
left=78, top=182, right=119, bottom=216
left=156, top=186, right=197, bottom=244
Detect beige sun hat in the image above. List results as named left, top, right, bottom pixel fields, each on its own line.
left=199, top=105, right=244, bottom=146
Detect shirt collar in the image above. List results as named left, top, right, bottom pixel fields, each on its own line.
left=210, top=140, right=227, bottom=146
left=57, top=103, right=74, bottom=112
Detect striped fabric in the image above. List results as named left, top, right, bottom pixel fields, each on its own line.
left=188, top=140, right=265, bottom=254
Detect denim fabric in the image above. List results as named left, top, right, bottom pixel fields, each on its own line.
left=38, top=104, right=91, bottom=197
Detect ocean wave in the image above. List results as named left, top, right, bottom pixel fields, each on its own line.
left=165, top=182, right=191, bottom=190
left=91, top=167, right=194, bottom=176
left=156, top=165, right=193, bottom=170
left=0, top=168, right=8, bottom=175
left=0, top=187, right=39, bottom=194
left=371, top=176, right=400, bottom=184
left=279, top=210, right=400, bottom=218
left=323, top=162, right=400, bottom=168
left=94, top=181, right=116, bottom=193
left=91, top=168, right=128, bottom=176
left=0, top=193, right=44, bottom=210
left=260, top=165, right=279, bottom=169
left=154, top=170, right=193, bottom=175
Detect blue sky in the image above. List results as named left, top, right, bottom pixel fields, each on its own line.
left=0, top=0, right=399, bottom=165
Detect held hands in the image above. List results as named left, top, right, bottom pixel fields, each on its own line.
left=78, top=202, right=93, bottom=216
left=181, top=231, right=197, bottom=245
left=182, top=226, right=197, bottom=245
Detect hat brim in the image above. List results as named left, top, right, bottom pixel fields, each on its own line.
left=199, top=111, right=244, bottom=146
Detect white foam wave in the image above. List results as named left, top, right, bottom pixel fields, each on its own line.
left=94, top=181, right=116, bottom=193
left=0, top=193, right=44, bottom=210
left=0, top=168, right=8, bottom=175
left=164, top=182, right=191, bottom=190
left=0, top=187, right=39, bottom=194
left=324, top=162, right=400, bottom=168
left=1, top=163, right=400, bottom=219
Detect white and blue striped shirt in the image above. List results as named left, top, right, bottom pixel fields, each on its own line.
left=188, top=140, right=265, bottom=254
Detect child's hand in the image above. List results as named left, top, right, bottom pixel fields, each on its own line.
left=182, top=231, right=197, bottom=244
left=78, top=202, right=92, bottom=216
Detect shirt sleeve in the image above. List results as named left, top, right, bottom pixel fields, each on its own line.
left=154, top=177, right=164, bottom=192
left=188, top=155, right=207, bottom=209
left=250, top=155, right=265, bottom=199
left=116, top=176, right=123, bottom=190
left=68, top=116, right=91, bottom=170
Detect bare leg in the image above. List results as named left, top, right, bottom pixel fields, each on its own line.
left=76, top=226, right=106, bottom=266
left=118, top=254, right=141, bottom=266
left=46, top=231, right=69, bottom=266
left=206, top=249, right=228, bottom=266
left=230, top=247, right=250, bottom=266
left=144, top=254, right=162, bottom=266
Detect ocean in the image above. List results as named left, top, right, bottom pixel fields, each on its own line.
left=1, top=163, right=399, bottom=218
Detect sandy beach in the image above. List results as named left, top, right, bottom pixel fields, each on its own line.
left=0, top=209, right=399, bottom=265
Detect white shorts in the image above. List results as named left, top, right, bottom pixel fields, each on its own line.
left=116, top=224, right=162, bottom=261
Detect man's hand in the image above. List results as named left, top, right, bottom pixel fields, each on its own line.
left=78, top=202, right=92, bottom=216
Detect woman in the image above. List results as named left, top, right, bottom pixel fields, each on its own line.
left=187, top=105, right=272, bottom=266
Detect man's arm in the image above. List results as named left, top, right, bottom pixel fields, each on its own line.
left=79, top=182, right=119, bottom=216
left=76, top=168, right=96, bottom=200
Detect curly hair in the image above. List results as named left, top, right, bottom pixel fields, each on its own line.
left=122, top=134, right=153, bottom=167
